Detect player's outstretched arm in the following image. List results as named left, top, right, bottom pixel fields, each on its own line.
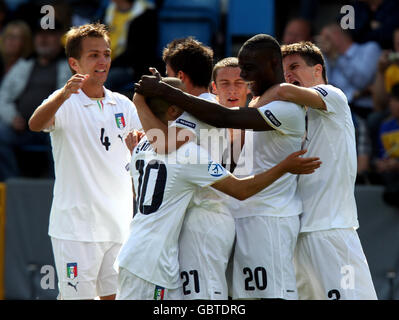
left=29, top=74, right=90, bottom=132
left=211, top=149, right=321, bottom=201
left=135, top=74, right=272, bottom=131
left=250, top=83, right=327, bottom=110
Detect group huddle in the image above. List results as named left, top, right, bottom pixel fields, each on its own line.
left=28, top=23, right=377, bottom=300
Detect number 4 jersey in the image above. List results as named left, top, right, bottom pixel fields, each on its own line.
left=116, top=137, right=229, bottom=289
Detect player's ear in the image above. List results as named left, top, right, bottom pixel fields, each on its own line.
left=68, top=57, right=79, bottom=74
left=177, top=70, right=185, bottom=82
left=211, top=81, right=218, bottom=95
left=314, top=64, right=323, bottom=79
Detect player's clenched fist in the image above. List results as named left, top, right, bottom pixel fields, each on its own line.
left=61, top=74, right=90, bottom=100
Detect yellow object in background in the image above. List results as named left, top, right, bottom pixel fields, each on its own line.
left=385, top=64, right=399, bottom=93
left=0, top=183, right=5, bottom=300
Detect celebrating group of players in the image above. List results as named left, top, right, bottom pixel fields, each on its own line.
left=28, top=23, right=378, bottom=300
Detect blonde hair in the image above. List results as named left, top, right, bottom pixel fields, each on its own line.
left=212, top=57, right=239, bottom=82
left=64, top=23, right=110, bottom=59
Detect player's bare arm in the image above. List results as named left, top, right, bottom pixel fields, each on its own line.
left=212, top=149, right=321, bottom=201
left=29, top=74, right=90, bottom=132
left=135, top=74, right=273, bottom=131
left=132, top=93, right=194, bottom=154
left=250, top=83, right=327, bottom=110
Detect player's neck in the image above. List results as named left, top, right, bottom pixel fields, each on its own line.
left=81, top=83, right=105, bottom=99
left=309, top=79, right=326, bottom=87
left=189, top=86, right=209, bottom=97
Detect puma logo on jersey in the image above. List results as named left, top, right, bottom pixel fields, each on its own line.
left=68, top=282, right=79, bottom=292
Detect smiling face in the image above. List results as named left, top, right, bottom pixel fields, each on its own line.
left=69, top=36, right=111, bottom=86
left=282, top=53, right=323, bottom=87
left=238, top=48, right=275, bottom=96
left=212, top=66, right=249, bottom=107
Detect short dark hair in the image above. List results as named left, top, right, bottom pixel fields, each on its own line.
left=212, top=57, right=239, bottom=83
left=145, top=77, right=184, bottom=118
left=239, top=34, right=282, bottom=61
left=281, top=41, right=328, bottom=83
left=162, top=37, right=214, bottom=88
left=391, top=83, right=399, bottom=100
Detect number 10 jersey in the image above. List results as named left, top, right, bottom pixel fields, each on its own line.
left=116, top=137, right=229, bottom=289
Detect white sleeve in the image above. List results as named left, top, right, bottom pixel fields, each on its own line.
left=257, top=101, right=305, bottom=136
left=169, top=112, right=204, bottom=137
left=179, top=143, right=230, bottom=188
left=127, top=101, right=142, bottom=131
left=41, top=89, right=64, bottom=132
left=312, top=84, right=349, bottom=114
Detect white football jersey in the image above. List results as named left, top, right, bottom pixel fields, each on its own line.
left=44, top=87, right=141, bottom=243
left=297, top=84, right=359, bottom=232
left=116, top=137, right=229, bottom=289
left=170, top=92, right=232, bottom=215
left=232, top=101, right=305, bottom=218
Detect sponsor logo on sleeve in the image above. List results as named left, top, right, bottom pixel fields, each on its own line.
left=264, top=110, right=281, bottom=127
left=176, top=118, right=196, bottom=129
left=314, top=86, right=328, bottom=97
left=208, top=161, right=225, bottom=177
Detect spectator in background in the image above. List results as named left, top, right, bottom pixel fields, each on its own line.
left=282, top=17, right=313, bottom=45
left=368, top=28, right=399, bottom=162
left=352, top=112, right=372, bottom=184
left=375, top=83, right=399, bottom=207
left=0, top=20, right=33, bottom=84
left=317, top=23, right=381, bottom=119
left=0, top=20, right=70, bottom=181
left=103, top=0, right=160, bottom=95
left=0, top=0, right=11, bottom=34
left=372, top=28, right=399, bottom=112
left=352, top=0, right=399, bottom=50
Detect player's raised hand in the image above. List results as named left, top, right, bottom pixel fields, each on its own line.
left=134, top=71, right=164, bottom=98
left=149, top=67, right=162, bottom=80
left=281, top=149, right=321, bottom=174
left=125, top=129, right=144, bottom=154
left=61, top=74, right=89, bottom=100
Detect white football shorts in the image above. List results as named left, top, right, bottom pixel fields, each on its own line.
left=294, top=228, right=378, bottom=300
left=178, top=207, right=236, bottom=299
left=116, top=267, right=182, bottom=300
left=231, top=215, right=300, bottom=300
left=51, top=237, right=120, bottom=300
